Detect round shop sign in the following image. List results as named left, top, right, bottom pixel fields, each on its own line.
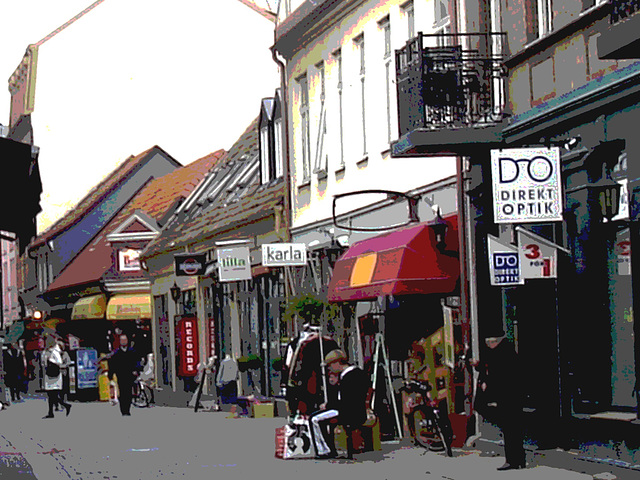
left=181, top=258, right=202, bottom=275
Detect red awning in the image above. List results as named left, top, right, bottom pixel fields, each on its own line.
left=328, top=215, right=460, bottom=302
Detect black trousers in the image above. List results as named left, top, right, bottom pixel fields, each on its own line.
left=500, top=414, right=525, bottom=466
left=118, top=381, right=133, bottom=415
left=47, top=390, right=69, bottom=415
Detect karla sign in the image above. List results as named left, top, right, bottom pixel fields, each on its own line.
left=175, top=253, right=207, bottom=276
left=262, top=243, right=307, bottom=267
left=491, top=147, right=563, bottom=223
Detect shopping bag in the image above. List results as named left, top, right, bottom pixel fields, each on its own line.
left=109, top=380, right=119, bottom=406
left=282, top=416, right=314, bottom=459
left=275, top=426, right=286, bottom=459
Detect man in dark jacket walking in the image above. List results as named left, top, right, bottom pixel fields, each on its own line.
left=478, top=332, right=526, bottom=470
left=309, top=349, right=369, bottom=459
left=108, top=334, right=140, bottom=416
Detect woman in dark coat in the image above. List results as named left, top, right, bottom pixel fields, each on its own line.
left=477, top=333, right=526, bottom=471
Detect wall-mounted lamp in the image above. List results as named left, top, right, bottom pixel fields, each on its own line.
left=429, top=207, right=449, bottom=252
left=170, top=281, right=181, bottom=304
left=568, top=164, right=622, bottom=223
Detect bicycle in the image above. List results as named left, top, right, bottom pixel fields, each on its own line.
left=132, top=377, right=151, bottom=408
left=400, top=379, right=454, bottom=456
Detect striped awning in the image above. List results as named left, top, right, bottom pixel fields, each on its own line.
left=71, top=294, right=107, bottom=320
left=106, top=294, right=152, bottom=320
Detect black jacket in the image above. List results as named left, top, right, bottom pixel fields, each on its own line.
left=337, top=367, right=369, bottom=427
left=108, top=347, right=140, bottom=385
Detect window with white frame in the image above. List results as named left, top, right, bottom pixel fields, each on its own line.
left=402, top=1, right=415, bottom=40
left=434, top=0, right=452, bottom=42
left=354, top=34, right=367, bottom=157
left=260, top=125, right=271, bottom=184
left=380, top=16, right=394, bottom=144
left=274, top=118, right=284, bottom=178
left=297, top=74, right=311, bottom=182
left=333, top=49, right=345, bottom=169
left=313, top=61, right=328, bottom=175
left=536, top=0, right=553, bottom=38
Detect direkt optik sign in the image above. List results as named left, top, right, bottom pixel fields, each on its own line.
left=491, top=147, right=563, bottom=223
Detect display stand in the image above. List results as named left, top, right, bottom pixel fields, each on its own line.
left=370, top=333, right=403, bottom=439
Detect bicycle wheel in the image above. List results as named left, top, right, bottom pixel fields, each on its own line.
left=132, top=383, right=149, bottom=408
left=412, top=409, right=444, bottom=451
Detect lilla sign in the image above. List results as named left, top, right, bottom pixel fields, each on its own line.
left=174, top=253, right=207, bottom=276
left=177, top=317, right=199, bottom=377
left=261, top=243, right=307, bottom=267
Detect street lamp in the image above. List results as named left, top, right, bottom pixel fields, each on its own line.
left=170, top=281, right=181, bottom=304
left=589, top=175, right=622, bottom=222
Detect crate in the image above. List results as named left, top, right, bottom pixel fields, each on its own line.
left=252, top=402, right=275, bottom=418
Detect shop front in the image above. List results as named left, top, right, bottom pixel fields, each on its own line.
left=326, top=216, right=472, bottom=444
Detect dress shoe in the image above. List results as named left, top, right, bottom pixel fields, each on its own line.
left=315, top=451, right=337, bottom=460
left=43, top=414, right=54, bottom=419
left=497, top=463, right=524, bottom=471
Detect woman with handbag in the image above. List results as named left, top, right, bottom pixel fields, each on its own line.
left=42, top=336, right=71, bottom=418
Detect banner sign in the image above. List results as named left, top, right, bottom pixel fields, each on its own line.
left=177, top=317, right=199, bottom=377
left=517, top=229, right=558, bottom=279
left=488, top=234, right=523, bottom=286
left=76, top=348, right=98, bottom=389
left=175, top=254, right=207, bottom=276
left=217, top=246, right=252, bottom=282
left=491, top=147, right=563, bottom=223
left=616, top=229, right=631, bottom=276
left=262, top=243, right=307, bottom=267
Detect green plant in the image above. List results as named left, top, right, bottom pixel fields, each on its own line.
left=282, top=292, right=340, bottom=326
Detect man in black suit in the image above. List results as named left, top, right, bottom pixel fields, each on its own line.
left=309, top=349, right=369, bottom=459
left=108, top=334, right=141, bottom=416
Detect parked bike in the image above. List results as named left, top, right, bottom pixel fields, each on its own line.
left=400, top=379, right=453, bottom=456
left=132, top=377, right=151, bottom=408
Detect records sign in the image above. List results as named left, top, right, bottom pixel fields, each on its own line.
left=177, top=317, right=199, bottom=377
left=175, top=254, right=207, bottom=276
left=491, top=147, right=563, bottom=223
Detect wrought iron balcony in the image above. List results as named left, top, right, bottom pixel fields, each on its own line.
left=610, top=0, right=640, bottom=23
left=395, top=32, right=508, bottom=136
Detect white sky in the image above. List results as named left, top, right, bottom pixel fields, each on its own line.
left=0, top=0, right=280, bottom=234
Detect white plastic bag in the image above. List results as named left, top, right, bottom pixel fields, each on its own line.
left=109, top=380, right=119, bottom=405
left=283, top=415, right=314, bottom=459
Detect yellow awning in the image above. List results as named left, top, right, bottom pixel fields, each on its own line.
left=106, top=294, right=151, bottom=320
left=71, top=295, right=107, bottom=320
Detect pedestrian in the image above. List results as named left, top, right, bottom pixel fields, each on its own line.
left=216, top=354, right=239, bottom=405
left=42, top=336, right=71, bottom=418
left=3, top=343, right=24, bottom=402
left=108, top=333, right=141, bottom=416
left=56, top=341, right=72, bottom=410
left=308, top=349, right=369, bottom=460
left=476, top=331, right=526, bottom=471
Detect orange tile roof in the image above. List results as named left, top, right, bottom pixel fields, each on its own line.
left=45, top=149, right=225, bottom=294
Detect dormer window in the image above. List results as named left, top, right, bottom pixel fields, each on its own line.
left=259, top=90, right=284, bottom=185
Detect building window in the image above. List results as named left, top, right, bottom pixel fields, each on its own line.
left=380, top=17, right=394, bottom=144
left=536, top=0, right=553, bottom=38
left=274, top=118, right=284, bottom=178
left=333, top=49, right=345, bottom=169
left=402, top=1, right=415, bottom=39
left=298, top=74, right=311, bottom=183
left=354, top=35, right=367, bottom=157
left=314, top=61, right=328, bottom=175
left=260, top=125, right=271, bottom=184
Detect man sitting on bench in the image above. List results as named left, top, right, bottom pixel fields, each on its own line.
left=309, top=349, right=369, bottom=459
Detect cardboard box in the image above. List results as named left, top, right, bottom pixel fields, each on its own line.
left=252, top=402, right=274, bottom=418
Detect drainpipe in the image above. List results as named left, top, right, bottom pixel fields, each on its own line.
left=271, top=37, right=294, bottom=341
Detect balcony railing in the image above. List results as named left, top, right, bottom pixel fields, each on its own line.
left=395, top=32, right=508, bottom=136
left=610, top=0, right=640, bottom=23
